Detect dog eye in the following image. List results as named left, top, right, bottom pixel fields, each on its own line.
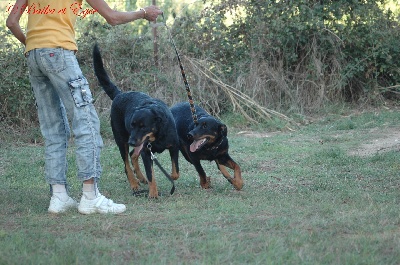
left=201, top=123, right=207, bottom=129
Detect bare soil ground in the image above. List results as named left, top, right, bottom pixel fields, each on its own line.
left=237, top=127, right=400, bottom=157
left=348, top=127, right=400, bottom=156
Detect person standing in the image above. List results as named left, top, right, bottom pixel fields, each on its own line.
left=6, top=0, right=162, bottom=214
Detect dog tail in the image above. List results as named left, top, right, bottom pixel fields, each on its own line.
left=93, top=44, right=122, bottom=100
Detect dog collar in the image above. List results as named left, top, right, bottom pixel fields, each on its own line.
left=206, top=136, right=225, bottom=151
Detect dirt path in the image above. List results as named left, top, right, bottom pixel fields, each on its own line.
left=237, top=127, right=400, bottom=157
left=348, top=127, right=400, bottom=156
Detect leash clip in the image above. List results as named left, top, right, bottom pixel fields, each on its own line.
left=146, top=138, right=176, bottom=195
left=147, top=143, right=156, bottom=160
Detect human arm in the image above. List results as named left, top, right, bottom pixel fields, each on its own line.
left=6, top=0, right=28, bottom=45
left=86, top=0, right=162, bottom=26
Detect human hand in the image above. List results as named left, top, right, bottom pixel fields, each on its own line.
left=141, top=5, right=163, bottom=22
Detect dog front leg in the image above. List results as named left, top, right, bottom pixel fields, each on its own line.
left=148, top=167, right=158, bottom=198
left=130, top=152, right=148, bottom=184
left=169, top=148, right=180, bottom=180
left=123, top=144, right=140, bottom=191
left=141, top=152, right=158, bottom=198
left=132, top=156, right=148, bottom=185
left=216, top=156, right=243, bottom=190
left=192, top=160, right=211, bottom=189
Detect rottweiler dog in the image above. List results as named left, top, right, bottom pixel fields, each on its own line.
left=170, top=102, right=243, bottom=190
left=93, top=44, right=179, bottom=198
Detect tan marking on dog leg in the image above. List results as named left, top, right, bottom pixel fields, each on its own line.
left=170, top=158, right=179, bottom=180
left=148, top=166, right=158, bottom=198
left=218, top=164, right=232, bottom=178
left=131, top=153, right=147, bottom=184
left=199, top=174, right=211, bottom=189
left=124, top=147, right=140, bottom=190
left=226, top=160, right=243, bottom=190
left=217, top=161, right=243, bottom=190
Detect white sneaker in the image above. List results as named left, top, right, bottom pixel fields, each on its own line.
left=78, top=194, right=126, bottom=214
left=48, top=196, right=78, bottom=214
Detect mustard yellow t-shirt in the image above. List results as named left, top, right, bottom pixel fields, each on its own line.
left=25, top=0, right=83, bottom=52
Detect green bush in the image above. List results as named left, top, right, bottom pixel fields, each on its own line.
left=0, top=25, right=35, bottom=126
left=173, top=0, right=400, bottom=111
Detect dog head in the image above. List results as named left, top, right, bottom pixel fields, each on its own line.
left=187, top=117, right=227, bottom=152
left=127, top=107, right=164, bottom=155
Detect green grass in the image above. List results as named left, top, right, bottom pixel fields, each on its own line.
left=1, top=109, right=400, bottom=264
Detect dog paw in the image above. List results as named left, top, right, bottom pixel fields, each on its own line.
left=200, top=177, right=212, bottom=189
left=231, top=178, right=244, bottom=190
left=148, top=192, right=159, bottom=199
left=130, top=184, right=141, bottom=191
left=171, top=173, right=179, bottom=180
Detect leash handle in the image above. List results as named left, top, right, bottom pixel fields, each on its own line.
left=161, top=13, right=198, bottom=125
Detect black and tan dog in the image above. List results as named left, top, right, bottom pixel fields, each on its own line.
left=93, top=44, right=179, bottom=198
left=170, top=102, right=243, bottom=190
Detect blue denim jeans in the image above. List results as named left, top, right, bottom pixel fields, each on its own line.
left=26, top=48, right=103, bottom=185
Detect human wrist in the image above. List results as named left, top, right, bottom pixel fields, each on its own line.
left=139, top=8, right=146, bottom=19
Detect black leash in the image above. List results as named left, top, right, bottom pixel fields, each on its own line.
left=139, top=13, right=201, bottom=196
left=147, top=143, right=175, bottom=195
left=161, top=13, right=198, bottom=125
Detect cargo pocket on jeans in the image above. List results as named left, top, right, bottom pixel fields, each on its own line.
left=68, top=77, right=94, bottom=107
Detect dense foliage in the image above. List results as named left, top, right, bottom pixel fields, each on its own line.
left=1, top=0, right=399, bottom=127
left=173, top=0, right=400, bottom=110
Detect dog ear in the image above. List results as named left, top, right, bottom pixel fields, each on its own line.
left=219, top=124, right=227, bottom=137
